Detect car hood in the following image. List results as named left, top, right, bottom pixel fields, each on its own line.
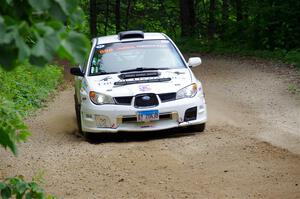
left=86, top=68, right=192, bottom=96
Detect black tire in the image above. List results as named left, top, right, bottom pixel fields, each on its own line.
left=74, top=94, right=83, bottom=135
left=74, top=95, right=91, bottom=140
left=191, top=123, right=206, bottom=132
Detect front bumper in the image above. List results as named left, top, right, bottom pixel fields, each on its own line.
left=80, top=95, right=207, bottom=133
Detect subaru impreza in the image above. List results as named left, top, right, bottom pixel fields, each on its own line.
left=70, top=30, right=207, bottom=137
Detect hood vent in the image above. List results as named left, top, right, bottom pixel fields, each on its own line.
left=114, top=77, right=171, bottom=86
left=118, top=72, right=159, bottom=79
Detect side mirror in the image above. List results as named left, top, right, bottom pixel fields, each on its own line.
left=70, top=67, right=84, bottom=77
left=188, top=57, right=202, bottom=68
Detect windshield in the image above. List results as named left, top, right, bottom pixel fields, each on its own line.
left=89, top=39, right=185, bottom=75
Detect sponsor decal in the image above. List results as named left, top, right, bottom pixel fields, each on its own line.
left=99, top=48, right=113, bottom=54
left=138, top=85, right=151, bottom=92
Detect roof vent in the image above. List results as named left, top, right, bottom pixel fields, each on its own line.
left=118, top=30, right=144, bottom=40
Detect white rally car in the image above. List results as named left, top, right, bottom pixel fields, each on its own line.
left=70, top=31, right=207, bottom=137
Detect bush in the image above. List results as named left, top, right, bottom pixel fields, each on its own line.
left=284, top=49, right=300, bottom=69
left=0, top=176, right=56, bottom=199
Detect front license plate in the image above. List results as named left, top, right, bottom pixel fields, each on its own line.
left=137, top=110, right=159, bottom=122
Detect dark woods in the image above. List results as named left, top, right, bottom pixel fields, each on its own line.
left=84, top=0, right=300, bottom=51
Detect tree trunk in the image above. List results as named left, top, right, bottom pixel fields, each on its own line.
left=104, top=0, right=109, bottom=35
left=125, top=0, right=131, bottom=30
left=179, top=0, right=195, bottom=37
left=236, top=0, right=243, bottom=22
left=221, top=0, right=229, bottom=35
left=208, top=0, right=216, bottom=39
left=89, top=0, right=97, bottom=38
left=115, top=0, right=121, bottom=34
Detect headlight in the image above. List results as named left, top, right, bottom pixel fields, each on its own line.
left=176, top=83, right=198, bottom=100
left=89, top=91, right=114, bottom=105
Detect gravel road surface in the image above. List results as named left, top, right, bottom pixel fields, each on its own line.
left=1, top=55, right=299, bottom=198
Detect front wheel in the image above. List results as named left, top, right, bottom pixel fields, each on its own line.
left=74, top=95, right=92, bottom=140
left=191, top=123, right=206, bottom=132
left=74, top=94, right=83, bottom=135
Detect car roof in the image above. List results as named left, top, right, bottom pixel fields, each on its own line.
left=95, top=32, right=167, bottom=45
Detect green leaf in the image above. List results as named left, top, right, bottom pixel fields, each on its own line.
left=31, top=37, right=52, bottom=61
left=49, top=2, right=67, bottom=22
left=0, top=22, right=15, bottom=45
left=15, top=35, right=30, bottom=62
left=70, top=7, right=84, bottom=24
left=1, top=186, right=12, bottom=199
left=0, top=16, right=5, bottom=38
left=60, top=31, right=89, bottom=64
left=30, top=182, right=45, bottom=195
left=0, top=182, right=6, bottom=190
left=0, top=44, right=18, bottom=69
left=0, top=128, right=17, bottom=155
left=29, top=55, right=48, bottom=67
left=16, top=181, right=29, bottom=195
left=46, top=21, right=63, bottom=31
left=54, top=0, right=78, bottom=15
left=25, top=192, right=33, bottom=199
left=28, top=0, right=50, bottom=11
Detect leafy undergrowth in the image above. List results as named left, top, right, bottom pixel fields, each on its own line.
left=0, top=63, right=63, bottom=154
left=176, top=38, right=300, bottom=70
left=0, top=175, right=56, bottom=199
left=0, top=64, right=62, bottom=198
left=0, top=63, right=63, bottom=117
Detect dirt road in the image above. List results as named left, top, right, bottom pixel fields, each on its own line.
left=1, top=56, right=300, bottom=198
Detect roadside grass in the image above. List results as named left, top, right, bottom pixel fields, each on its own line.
left=0, top=63, right=63, bottom=117
left=288, top=84, right=300, bottom=96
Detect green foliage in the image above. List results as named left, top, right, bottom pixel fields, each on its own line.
left=0, top=176, right=56, bottom=199
left=83, top=0, right=299, bottom=53
left=284, top=49, right=300, bottom=69
left=0, top=0, right=90, bottom=70
left=287, top=84, right=300, bottom=95
left=0, top=63, right=62, bottom=154
left=176, top=38, right=300, bottom=69
left=0, top=64, right=63, bottom=116
left=0, top=98, right=30, bottom=155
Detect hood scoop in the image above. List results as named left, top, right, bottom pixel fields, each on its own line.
left=118, top=71, right=160, bottom=79
left=114, top=77, right=171, bottom=86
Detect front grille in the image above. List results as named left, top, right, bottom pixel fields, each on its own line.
left=134, top=93, right=159, bottom=108
left=158, top=92, right=176, bottom=102
left=114, top=96, right=133, bottom=105
left=184, top=107, right=197, bottom=121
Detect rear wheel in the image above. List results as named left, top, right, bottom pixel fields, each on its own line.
left=191, top=123, right=206, bottom=132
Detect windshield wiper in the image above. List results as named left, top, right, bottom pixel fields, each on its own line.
left=120, top=67, right=169, bottom=73
left=90, top=71, right=118, bottom=76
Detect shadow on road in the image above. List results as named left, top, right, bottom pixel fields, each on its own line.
left=83, top=128, right=198, bottom=144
